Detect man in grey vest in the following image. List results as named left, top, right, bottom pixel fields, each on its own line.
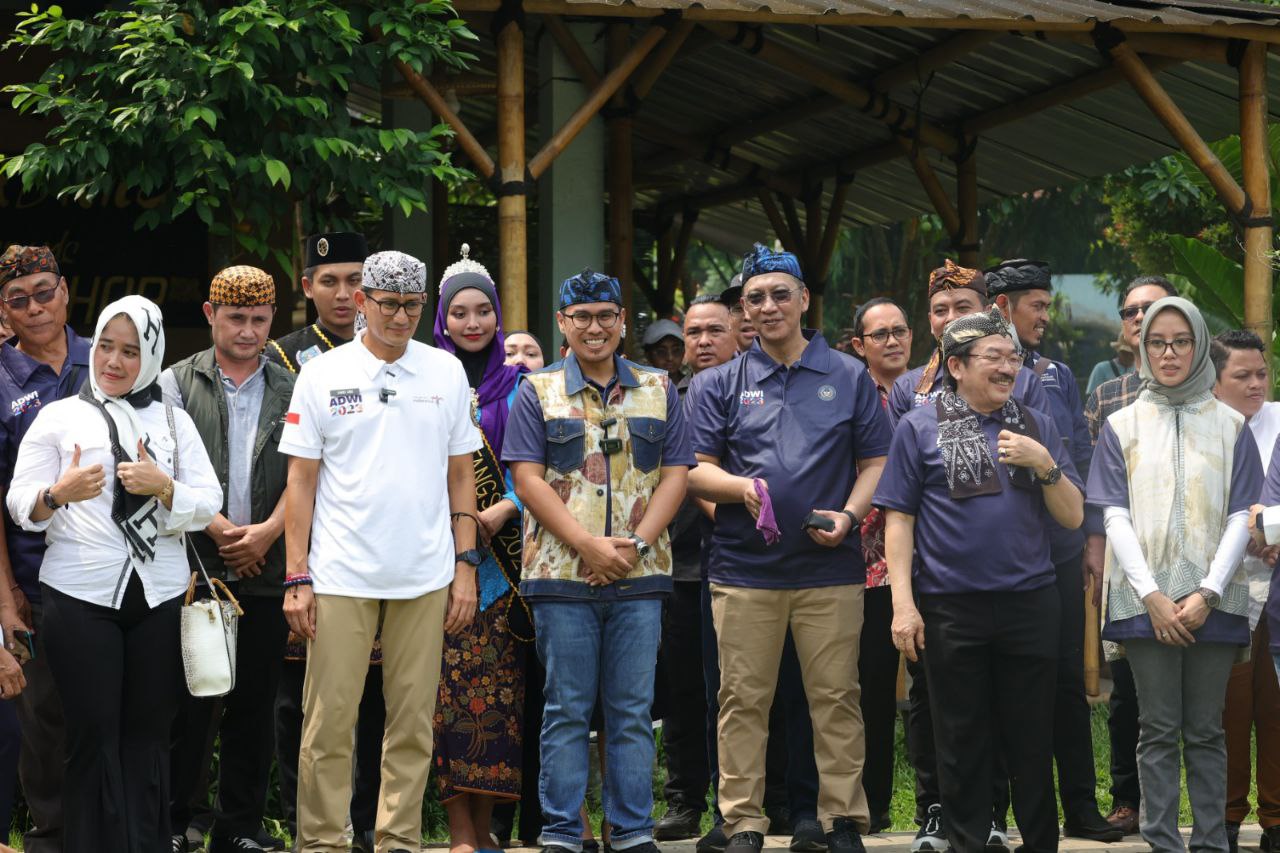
left=160, top=265, right=295, bottom=852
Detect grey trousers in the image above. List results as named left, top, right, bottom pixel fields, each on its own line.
left=1126, top=639, right=1237, bottom=853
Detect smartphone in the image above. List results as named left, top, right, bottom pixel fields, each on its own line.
left=802, top=511, right=836, bottom=533
left=10, top=630, right=34, bottom=665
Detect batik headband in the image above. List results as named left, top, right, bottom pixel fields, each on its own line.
left=0, top=245, right=60, bottom=290
left=559, top=268, right=622, bottom=310
left=363, top=250, right=427, bottom=294
left=928, top=259, right=986, bottom=299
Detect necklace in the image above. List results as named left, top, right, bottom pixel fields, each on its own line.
left=312, top=324, right=336, bottom=350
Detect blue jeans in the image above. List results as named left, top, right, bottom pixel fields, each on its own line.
left=533, top=598, right=663, bottom=851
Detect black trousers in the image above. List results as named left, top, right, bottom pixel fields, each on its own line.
left=1107, top=657, right=1141, bottom=810
left=170, top=593, right=289, bottom=837
left=859, top=586, right=898, bottom=824
left=274, top=659, right=385, bottom=835
left=42, top=574, right=185, bottom=853
left=1050, top=554, right=1103, bottom=816
left=660, top=581, right=711, bottom=812
left=13, top=600, right=66, bottom=853
left=920, top=587, right=1060, bottom=853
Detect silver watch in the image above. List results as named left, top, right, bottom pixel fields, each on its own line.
left=628, top=533, right=651, bottom=558
left=1197, top=587, right=1221, bottom=609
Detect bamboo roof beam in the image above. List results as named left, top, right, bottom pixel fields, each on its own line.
left=758, top=189, right=800, bottom=254
left=392, top=58, right=496, bottom=178
left=1036, top=30, right=1232, bottom=64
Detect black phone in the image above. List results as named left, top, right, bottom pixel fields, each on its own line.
left=802, top=510, right=836, bottom=532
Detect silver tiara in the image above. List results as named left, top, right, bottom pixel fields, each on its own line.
left=438, top=243, right=492, bottom=294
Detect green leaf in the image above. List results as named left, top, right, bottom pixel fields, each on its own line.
left=264, top=158, right=290, bottom=190
left=1166, top=234, right=1244, bottom=326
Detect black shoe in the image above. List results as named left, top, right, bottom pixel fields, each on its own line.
left=1064, top=809, right=1124, bottom=843
left=583, top=841, right=601, bottom=853
left=207, top=838, right=265, bottom=853
left=1226, top=822, right=1240, bottom=853
left=790, top=818, right=827, bottom=852
left=767, top=807, right=793, bottom=837
left=697, top=824, right=729, bottom=853
left=985, top=822, right=1009, bottom=853
left=725, top=831, right=764, bottom=853
left=350, top=829, right=375, bottom=853
left=825, top=819, right=865, bottom=853
left=1261, top=825, right=1279, bottom=853
left=867, top=814, right=891, bottom=835
left=656, top=805, right=704, bottom=841
left=622, top=844, right=662, bottom=853
left=911, top=805, right=948, bottom=853
left=255, top=828, right=285, bottom=852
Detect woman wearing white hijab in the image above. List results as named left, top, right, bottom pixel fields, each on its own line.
left=1087, top=296, right=1262, bottom=853
left=6, top=295, right=221, bottom=852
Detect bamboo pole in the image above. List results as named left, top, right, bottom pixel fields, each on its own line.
left=899, top=138, right=962, bottom=239
left=804, top=188, right=823, bottom=277
left=543, top=16, right=602, bottom=88
left=758, top=190, right=799, bottom=254
left=956, top=140, right=979, bottom=268
left=393, top=58, right=495, bottom=178
left=779, top=194, right=805, bottom=255
left=1105, top=40, right=1247, bottom=215
left=529, top=23, right=668, bottom=179
left=1084, top=597, right=1101, bottom=697
left=495, top=12, right=527, bottom=330
left=1239, top=40, right=1274, bottom=349
left=631, top=19, right=697, bottom=100
left=607, top=24, right=638, bottom=356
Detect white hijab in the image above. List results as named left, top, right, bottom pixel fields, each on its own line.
left=87, top=295, right=165, bottom=459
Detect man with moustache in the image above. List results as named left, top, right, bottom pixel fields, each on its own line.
left=877, top=307, right=1083, bottom=853
left=0, top=245, right=89, bottom=853
left=987, top=260, right=1118, bottom=842
left=266, top=232, right=366, bottom=373
left=847, top=297, right=911, bottom=833
left=161, top=266, right=295, bottom=852
left=688, top=245, right=890, bottom=853
left=655, top=295, right=738, bottom=842
left=1082, top=275, right=1179, bottom=836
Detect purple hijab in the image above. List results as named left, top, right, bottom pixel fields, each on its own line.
left=433, top=278, right=525, bottom=456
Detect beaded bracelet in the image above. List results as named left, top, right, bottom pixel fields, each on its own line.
left=283, top=575, right=313, bottom=589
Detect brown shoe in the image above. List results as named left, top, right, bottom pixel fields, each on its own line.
left=1105, top=806, right=1139, bottom=836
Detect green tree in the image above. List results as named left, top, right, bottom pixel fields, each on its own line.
left=2, top=0, right=475, bottom=273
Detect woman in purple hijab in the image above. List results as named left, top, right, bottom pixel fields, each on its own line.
left=432, top=245, right=530, bottom=853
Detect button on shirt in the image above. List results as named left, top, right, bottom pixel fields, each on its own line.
left=278, top=334, right=482, bottom=599
left=872, top=402, right=1079, bottom=595
left=0, top=327, right=92, bottom=603
left=160, top=360, right=265, bottom=526
left=887, top=354, right=1048, bottom=428
left=688, top=331, right=892, bottom=589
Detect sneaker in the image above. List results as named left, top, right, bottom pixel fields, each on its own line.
left=656, top=805, right=704, bottom=841
left=697, top=824, right=729, bottom=853
left=1105, top=805, right=1139, bottom=836
left=790, top=818, right=826, bottom=852
left=1063, top=808, right=1124, bottom=843
left=1226, top=821, right=1240, bottom=853
left=985, top=822, right=1009, bottom=853
left=207, top=838, right=264, bottom=853
left=173, top=837, right=192, bottom=853
left=825, top=818, right=866, bottom=853
left=725, top=831, right=764, bottom=853
left=911, top=805, right=948, bottom=853
left=254, top=829, right=285, bottom=852
left=1261, top=825, right=1279, bottom=853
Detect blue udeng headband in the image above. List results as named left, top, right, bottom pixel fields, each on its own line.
left=559, top=268, right=623, bottom=310
left=741, top=242, right=803, bottom=284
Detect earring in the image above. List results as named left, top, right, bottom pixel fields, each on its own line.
left=443, top=329, right=451, bottom=337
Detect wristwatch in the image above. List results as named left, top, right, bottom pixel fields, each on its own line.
left=840, top=509, right=859, bottom=530
left=455, top=549, right=484, bottom=567
left=1034, top=465, right=1063, bottom=486
left=1197, top=587, right=1221, bottom=609
left=628, top=533, right=651, bottom=559
left=41, top=487, right=62, bottom=511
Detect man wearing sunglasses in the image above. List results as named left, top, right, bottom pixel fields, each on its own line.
left=1080, top=274, right=1178, bottom=837
left=688, top=244, right=891, bottom=853
left=503, top=268, right=694, bottom=853
left=987, top=260, right=1119, bottom=844
left=0, top=244, right=88, bottom=853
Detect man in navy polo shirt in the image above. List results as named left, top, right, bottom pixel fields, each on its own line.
left=875, top=308, right=1083, bottom=853
left=987, top=259, right=1119, bottom=843
left=688, top=244, right=891, bottom=853
left=0, top=245, right=91, bottom=853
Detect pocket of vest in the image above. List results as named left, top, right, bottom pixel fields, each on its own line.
left=628, top=416, right=666, bottom=473
left=545, top=418, right=586, bottom=474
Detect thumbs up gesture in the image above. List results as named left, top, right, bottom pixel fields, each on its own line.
left=49, top=443, right=106, bottom=505
left=117, top=438, right=170, bottom=497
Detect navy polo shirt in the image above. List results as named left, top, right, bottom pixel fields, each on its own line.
left=872, top=400, right=1080, bottom=595
left=688, top=331, right=892, bottom=589
left=1026, top=352, right=1092, bottom=562
left=887, top=352, right=1048, bottom=429
left=0, top=327, right=92, bottom=603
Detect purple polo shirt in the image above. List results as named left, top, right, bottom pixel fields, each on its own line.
left=1252, top=433, right=1280, bottom=654
left=887, top=352, right=1048, bottom=429
left=872, top=400, right=1080, bottom=595
left=688, top=331, right=892, bottom=589
left=1088, top=420, right=1260, bottom=646
left=0, top=327, right=93, bottom=604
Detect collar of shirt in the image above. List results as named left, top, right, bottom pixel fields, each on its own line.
left=0, top=326, right=91, bottom=387
left=561, top=351, right=641, bottom=396
left=745, top=329, right=833, bottom=384
left=216, top=356, right=266, bottom=392
left=351, top=330, right=423, bottom=379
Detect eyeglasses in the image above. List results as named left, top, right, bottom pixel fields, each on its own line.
left=1144, top=337, right=1195, bottom=357
left=2, top=285, right=59, bottom=312
left=563, top=310, right=621, bottom=329
left=861, top=326, right=911, bottom=344
left=1119, top=301, right=1157, bottom=322
left=968, top=353, right=1024, bottom=370
left=743, top=285, right=801, bottom=308
left=364, top=292, right=426, bottom=317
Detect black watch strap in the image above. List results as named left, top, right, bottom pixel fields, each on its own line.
left=455, top=549, right=483, bottom=567
left=840, top=509, right=859, bottom=529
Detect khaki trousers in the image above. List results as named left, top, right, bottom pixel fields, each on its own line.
left=711, top=583, right=867, bottom=836
left=297, top=590, right=448, bottom=853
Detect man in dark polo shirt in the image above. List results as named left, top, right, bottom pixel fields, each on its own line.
left=0, top=245, right=91, bottom=853
left=987, top=260, right=1119, bottom=842
left=875, top=308, right=1083, bottom=853
left=688, top=244, right=891, bottom=853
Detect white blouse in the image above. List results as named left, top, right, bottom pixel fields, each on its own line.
left=6, top=397, right=222, bottom=609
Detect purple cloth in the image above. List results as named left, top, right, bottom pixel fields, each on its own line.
left=434, top=280, right=524, bottom=455
left=754, top=478, right=780, bottom=545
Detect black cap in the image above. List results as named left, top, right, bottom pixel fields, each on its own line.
left=304, top=232, right=368, bottom=269
left=985, top=259, right=1052, bottom=297
left=719, top=274, right=744, bottom=309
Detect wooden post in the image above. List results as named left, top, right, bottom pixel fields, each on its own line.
left=1240, top=40, right=1273, bottom=350
left=758, top=190, right=799, bottom=254
left=899, top=137, right=962, bottom=241
left=956, top=138, right=980, bottom=268
left=496, top=6, right=528, bottom=330
left=607, top=24, right=638, bottom=355
left=1084, top=597, right=1101, bottom=697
